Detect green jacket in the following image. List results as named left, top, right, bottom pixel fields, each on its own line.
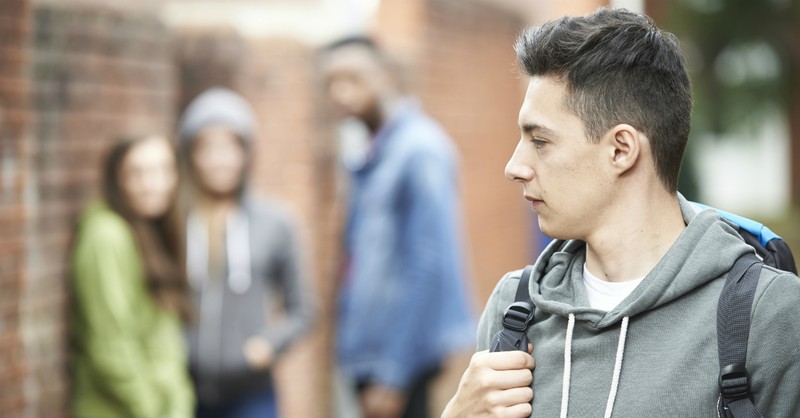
left=70, top=203, right=193, bottom=418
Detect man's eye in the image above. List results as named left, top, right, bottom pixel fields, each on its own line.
left=531, top=138, right=546, bottom=149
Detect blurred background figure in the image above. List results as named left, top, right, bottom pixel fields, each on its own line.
left=69, top=134, right=193, bottom=418
left=320, top=37, right=476, bottom=418
left=177, top=87, right=314, bottom=418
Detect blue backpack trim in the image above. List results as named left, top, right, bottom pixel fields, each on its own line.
left=691, top=201, right=796, bottom=274
left=691, top=202, right=780, bottom=247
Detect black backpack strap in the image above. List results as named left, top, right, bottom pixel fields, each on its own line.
left=490, top=265, right=535, bottom=352
left=764, top=239, right=797, bottom=274
left=737, top=229, right=798, bottom=275
left=717, top=252, right=765, bottom=418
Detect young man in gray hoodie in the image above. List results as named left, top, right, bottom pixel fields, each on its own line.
left=443, top=8, right=800, bottom=418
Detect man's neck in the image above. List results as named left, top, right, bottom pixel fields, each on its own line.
left=584, top=190, right=685, bottom=283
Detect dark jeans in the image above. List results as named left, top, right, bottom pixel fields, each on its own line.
left=357, top=366, right=441, bottom=418
left=196, top=387, right=279, bottom=418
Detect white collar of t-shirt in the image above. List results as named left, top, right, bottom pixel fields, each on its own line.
left=582, top=263, right=645, bottom=311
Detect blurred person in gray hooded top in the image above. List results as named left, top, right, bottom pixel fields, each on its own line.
left=177, top=87, right=314, bottom=418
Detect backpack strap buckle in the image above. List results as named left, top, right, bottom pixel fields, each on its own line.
left=719, top=363, right=751, bottom=401
left=501, top=301, right=534, bottom=332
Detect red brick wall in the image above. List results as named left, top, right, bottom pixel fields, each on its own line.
left=0, top=0, right=33, bottom=415
left=0, top=2, right=177, bottom=416
left=240, top=37, right=333, bottom=418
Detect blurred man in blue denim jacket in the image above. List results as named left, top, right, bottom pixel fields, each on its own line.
left=321, top=37, right=476, bottom=418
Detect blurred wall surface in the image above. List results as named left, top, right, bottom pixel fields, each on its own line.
left=1, top=1, right=33, bottom=414
left=1, top=0, right=176, bottom=417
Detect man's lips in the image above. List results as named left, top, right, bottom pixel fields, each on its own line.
left=524, top=195, right=544, bottom=209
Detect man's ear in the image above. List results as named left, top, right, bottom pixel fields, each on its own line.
left=606, top=124, right=641, bottom=174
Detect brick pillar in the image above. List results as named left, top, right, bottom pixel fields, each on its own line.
left=0, top=2, right=178, bottom=416
left=0, top=1, right=32, bottom=416
left=241, top=38, right=330, bottom=418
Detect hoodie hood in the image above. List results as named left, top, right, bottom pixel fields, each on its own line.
left=178, top=87, right=257, bottom=147
left=177, top=87, right=257, bottom=196
left=528, top=194, right=753, bottom=329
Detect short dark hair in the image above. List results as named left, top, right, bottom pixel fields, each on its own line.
left=515, top=8, right=692, bottom=192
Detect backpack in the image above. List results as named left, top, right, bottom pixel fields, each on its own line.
left=490, top=205, right=798, bottom=418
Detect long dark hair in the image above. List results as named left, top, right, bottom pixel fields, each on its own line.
left=102, top=134, right=192, bottom=321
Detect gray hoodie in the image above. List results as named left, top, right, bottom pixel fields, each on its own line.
left=477, top=196, right=800, bottom=417
left=178, top=88, right=314, bottom=404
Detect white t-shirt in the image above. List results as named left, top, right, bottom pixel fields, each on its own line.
left=582, top=263, right=645, bottom=311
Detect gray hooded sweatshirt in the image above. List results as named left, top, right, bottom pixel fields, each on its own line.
left=477, top=196, right=800, bottom=417
left=178, top=88, right=314, bottom=404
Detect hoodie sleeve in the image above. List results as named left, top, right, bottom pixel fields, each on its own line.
left=262, top=215, right=316, bottom=356
left=747, top=270, right=800, bottom=416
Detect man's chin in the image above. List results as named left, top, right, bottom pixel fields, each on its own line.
left=537, top=222, right=571, bottom=242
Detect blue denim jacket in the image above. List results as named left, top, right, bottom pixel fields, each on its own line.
left=337, top=102, right=476, bottom=390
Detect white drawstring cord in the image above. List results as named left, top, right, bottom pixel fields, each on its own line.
left=560, top=313, right=576, bottom=418
left=559, top=314, right=630, bottom=418
left=604, top=316, right=630, bottom=418
left=186, top=211, right=207, bottom=290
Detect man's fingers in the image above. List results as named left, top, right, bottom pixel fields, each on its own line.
left=502, top=401, right=533, bottom=418
left=494, top=368, right=533, bottom=389
left=473, top=367, right=532, bottom=392
left=480, top=350, right=535, bottom=371
left=487, top=386, right=534, bottom=407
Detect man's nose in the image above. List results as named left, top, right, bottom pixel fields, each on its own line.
left=504, top=141, right=533, bottom=183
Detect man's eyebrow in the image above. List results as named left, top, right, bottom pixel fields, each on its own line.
left=520, top=123, right=557, bottom=136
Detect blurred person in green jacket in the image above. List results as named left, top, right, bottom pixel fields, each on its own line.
left=70, top=134, right=194, bottom=418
